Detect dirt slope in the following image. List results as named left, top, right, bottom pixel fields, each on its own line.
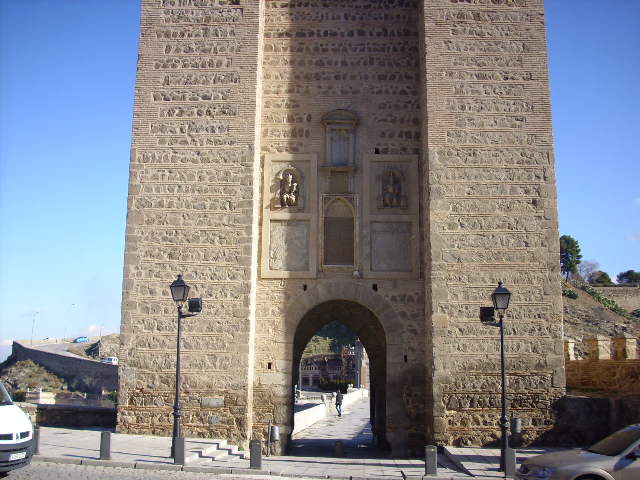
left=563, top=287, right=640, bottom=357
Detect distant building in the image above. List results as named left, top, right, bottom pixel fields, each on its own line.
left=299, top=345, right=369, bottom=389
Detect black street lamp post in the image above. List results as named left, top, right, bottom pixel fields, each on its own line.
left=169, top=274, right=202, bottom=463
left=491, top=282, right=512, bottom=474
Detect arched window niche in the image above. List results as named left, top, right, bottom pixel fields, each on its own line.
left=323, top=197, right=356, bottom=268
left=321, top=110, right=358, bottom=171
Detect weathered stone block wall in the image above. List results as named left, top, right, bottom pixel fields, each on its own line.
left=567, top=359, right=640, bottom=395
left=252, top=0, right=428, bottom=453
left=118, top=0, right=263, bottom=444
left=421, top=0, right=564, bottom=446
left=592, top=285, right=640, bottom=312
left=566, top=337, right=640, bottom=394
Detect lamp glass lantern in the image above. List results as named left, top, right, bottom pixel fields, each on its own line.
left=170, top=274, right=190, bottom=305
left=491, top=281, right=511, bottom=313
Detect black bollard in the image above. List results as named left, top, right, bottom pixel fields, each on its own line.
left=33, top=426, right=40, bottom=456
left=424, top=445, right=437, bottom=475
left=511, top=417, right=522, bottom=434
left=100, top=431, right=111, bottom=460
left=249, top=439, right=262, bottom=469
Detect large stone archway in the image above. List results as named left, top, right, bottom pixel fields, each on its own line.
left=292, top=300, right=388, bottom=447
left=283, top=281, right=428, bottom=455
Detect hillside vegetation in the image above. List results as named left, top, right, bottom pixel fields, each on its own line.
left=0, top=359, right=67, bottom=396
left=563, top=282, right=640, bottom=356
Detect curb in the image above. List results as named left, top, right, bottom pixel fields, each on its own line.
left=135, top=462, right=183, bottom=471
left=32, top=455, right=477, bottom=479
left=34, top=456, right=82, bottom=465
left=81, top=459, right=136, bottom=468
left=182, top=465, right=232, bottom=474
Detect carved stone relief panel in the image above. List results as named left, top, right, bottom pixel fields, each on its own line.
left=378, top=168, right=408, bottom=210
left=369, top=158, right=417, bottom=215
left=269, top=220, right=310, bottom=271
left=261, top=153, right=317, bottom=278
left=371, top=222, right=412, bottom=272
left=363, top=155, right=419, bottom=278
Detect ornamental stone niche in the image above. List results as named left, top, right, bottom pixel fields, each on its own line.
left=120, top=0, right=564, bottom=456
left=321, top=110, right=358, bottom=170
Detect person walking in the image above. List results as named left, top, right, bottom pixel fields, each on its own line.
left=335, top=390, right=344, bottom=417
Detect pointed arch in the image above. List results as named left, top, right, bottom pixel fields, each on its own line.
left=322, top=196, right=356, bottom=267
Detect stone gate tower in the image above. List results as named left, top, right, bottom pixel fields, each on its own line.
left=119, top=0, right=564, bottom=453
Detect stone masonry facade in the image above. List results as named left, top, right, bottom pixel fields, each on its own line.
left=119, top=0, right=563, bottom=452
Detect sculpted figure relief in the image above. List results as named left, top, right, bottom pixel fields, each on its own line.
left=382, top=170, right=402, bottom=208
left=279, top=171, right=300, bottom=208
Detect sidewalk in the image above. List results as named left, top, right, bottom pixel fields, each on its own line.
left=32, top=399, right=553, bottom=479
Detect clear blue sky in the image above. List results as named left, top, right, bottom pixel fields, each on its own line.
left=1, top=1, right=638, bottom=361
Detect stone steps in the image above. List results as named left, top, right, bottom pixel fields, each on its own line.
left=190, top=439, right=249, bottom=463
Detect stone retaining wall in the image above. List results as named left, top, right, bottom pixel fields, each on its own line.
left=592, top=285, right=640, bottom=312
left=548, top=396, right=640, bottom=447
left=36, top=404, right=117, bottom=429
left=565, top=336, right=639, bottom=394
left=11, top=342, right=118, bottom=394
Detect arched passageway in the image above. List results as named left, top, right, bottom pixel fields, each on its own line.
left=291, top=300, right=388, bottom=449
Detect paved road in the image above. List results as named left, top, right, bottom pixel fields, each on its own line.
left=3, top=462, right=312, bottom=480
left=285, top=398, right=461, bottom=476
left=29, top=341, right=87, bottom=359
left=290, top=397, right=379, bottom=458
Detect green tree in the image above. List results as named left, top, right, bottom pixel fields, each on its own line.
left=589, top=270, right=613, bottom=285
left=616, top=270, right=640, bottom=284
left=559, top=235, right=582, bottom=280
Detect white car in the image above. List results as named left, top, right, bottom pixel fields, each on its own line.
left=101, top=357, right=118, bottom=365
left=0, top=383, right=34, bottom=473
left=516, top=424, right=640, bottom=480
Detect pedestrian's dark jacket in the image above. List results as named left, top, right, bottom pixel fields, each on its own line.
left=335, top=392, right=344, bottom=405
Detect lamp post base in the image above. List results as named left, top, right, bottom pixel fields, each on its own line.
left=173, top=436, right=185, bottom=465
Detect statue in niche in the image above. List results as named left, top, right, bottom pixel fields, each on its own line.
left=382, top=170, right=402, bottom=208
left=278, top=170, right=300, bottom=208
